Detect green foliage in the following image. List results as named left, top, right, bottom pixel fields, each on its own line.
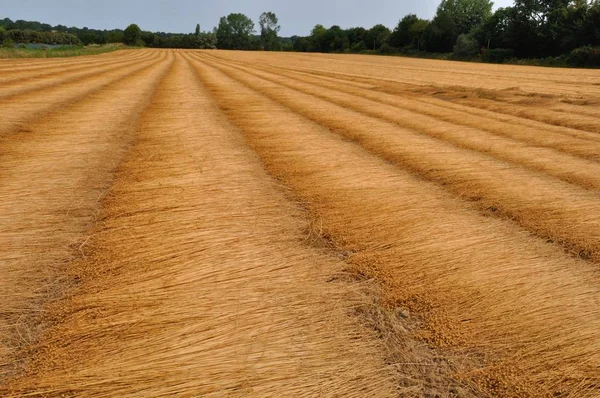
left=568, top=45, right=600, bottom=67
left=379, top=42, right=397, bottom=54
left=308, top=24, right=328, bottom=52
left=346, top=27, right=367, bottom=50
left=216, top=13, right=255, bottom=50
left=0, top=16, right=214, bottom=50
left=259, top=12, right=280, bottom=51
left=389, top=14, right=429, bottom=50
left=0, top=29, right=79, bottom=45
left=441, top=0, right=493, bottom=34
left=426, top=0, right=493, bottom=52
left=482, top=47, right=515, bottom=63
left=453, top=33, right=480, bottom=58
left=292, top=36, right=310, bottom=52
left=351, top=40, right=368, bottom=52
left=471, top=7, right=515, bottom=50
left=123, top=24, right=142, bottom=46
left=366, top=24, right=391, bottom=50
left=281, top=41, right=294, bottom=51
left=106, top=31, right=125, bottom=44
left=194, top=32, right=217, bottom=49
left=325, top=26, right=349, bottom=52
left=0, top=44, right=123, bottom=59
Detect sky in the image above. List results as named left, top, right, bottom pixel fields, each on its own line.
left=3, top=0, right=515, bottom=37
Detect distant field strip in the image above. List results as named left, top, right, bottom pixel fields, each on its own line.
left=0, top=49, right=133, bottom=72
left=0, top=51, right=149, bottom=85
left=0, top=50, right=158, bottom=99
left=1, top=50, right=599, bottom=398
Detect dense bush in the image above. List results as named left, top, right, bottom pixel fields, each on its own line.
left=124, top=24, right=142, bottom=46
left=0, top=29, right=80, bottom=45
left=482, top=48, right=514, bottom=63
left=379, top=42, right=397, bottom=54
left=453, top=33, right=479, bottom=59
left=568, top=46, right=600, bottom=68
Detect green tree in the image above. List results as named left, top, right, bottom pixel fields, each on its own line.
left=366, top=24, right=391, bottom=50
left=453, top=33, right=480, bottom=57
left=325, top=25, right=349, bottom=52
left=1, top=26, right=12, bottom=48
left=141, top=31, right=157, bottom=47
left=409, top=19, right=430, bottom=50
left=501, top=0, right=567, bottom=57
left=346, top=27, right=367, bottom=50
left=216, top=17, right=233, bottom=48
left=308, top=24, right=328, bottom=51
left=441, top=0, right=493, bottom=34
left=292, top=36, right=310, bottom=51
left=472, top=6, right=515, bottom=50
left=389, top=14, right=430, bottom=50
left=426, top=0, right=493, bottom=52
left=509, top=0, right=594, bottom=56
left=216, top=13, right=255, bottom=50
left=259, top=12, right=281, bottom=51
left=582, top=1, right=600, bottom=46
left=195, top=24, right=201, bottom=37
left=106, top=30, right=125, bottom=44
left=123, top=24, right=142, bottom=46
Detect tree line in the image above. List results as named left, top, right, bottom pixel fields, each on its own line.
left=0, top=12, right=281, bottom=51
left=118, top=12, right=284, bottom=51
left=0, top=21, right=80, bottom=47
left=293, top=0, right=600, bottom=66
left=2, top=0, right=600, bottom=66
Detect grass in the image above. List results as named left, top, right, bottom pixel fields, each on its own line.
left=0, top=44, right=128, bottom=58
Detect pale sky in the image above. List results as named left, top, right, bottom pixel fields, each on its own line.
left=2, top=0, right=515, bottom=37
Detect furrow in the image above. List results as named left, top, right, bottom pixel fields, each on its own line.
left=0, top=49, right=134, bottom=73
left=199, top=51, right=378, bottom=90
left=205, top=52, right=600, bottom=151
left=455, top=96, right=600, bottom=135
left=223, top=55, right=600, bottom=161
left=193, top=53, right=600, bottom=189
left=0, top=50, right=150, bottom=86
left=0, top=51, right=165, bottom=138
left=190, top=56, right=600, bottom=398
left=2, top=54, right=397, bottom=398
left=409, top=92, right=600, bottom=145
left=198, top=55, right=600, bottom=266
left=0, top=50, right=157, bottom=99
left=0, top=52, right=173, bottom=380
left=249, top=52, right=600, bottom=97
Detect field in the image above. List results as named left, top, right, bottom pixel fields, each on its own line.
left=1, top=49, right=600, bottom=397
